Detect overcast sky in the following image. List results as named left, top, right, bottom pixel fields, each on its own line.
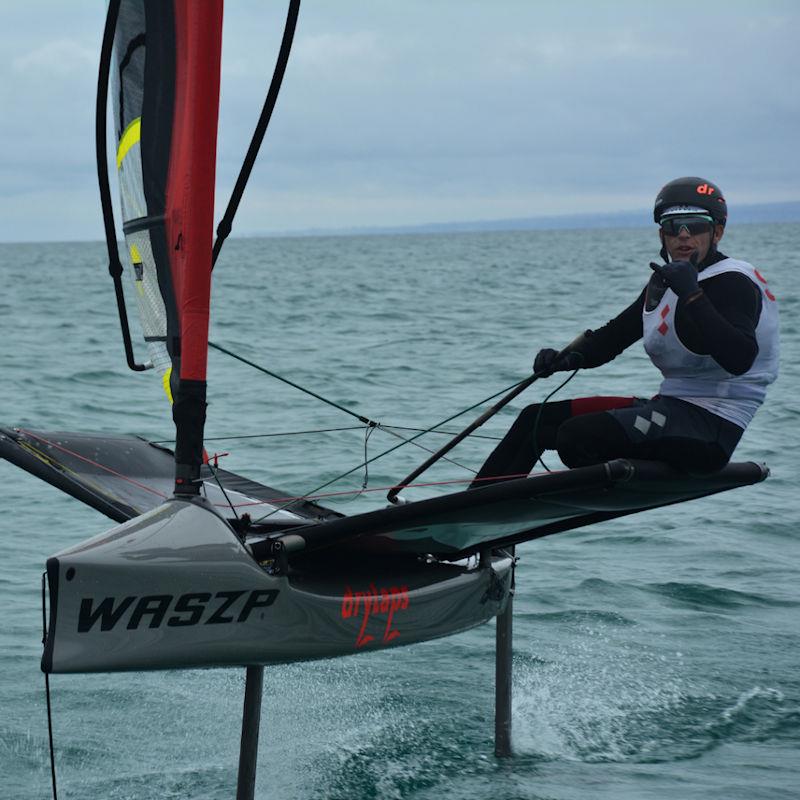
left=1, top=0, right=798, bottom=243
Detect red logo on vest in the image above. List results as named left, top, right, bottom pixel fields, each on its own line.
left=658, top=304, right=670, bottom=336
left=754, top=269, right=776, bottom=301
left=341, top=583, right=410, bottom=648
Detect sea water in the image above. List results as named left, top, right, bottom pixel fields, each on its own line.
left=1, top=225, right=798, bottom=800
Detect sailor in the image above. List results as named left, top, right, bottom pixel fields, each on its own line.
left=471, top=177, right=779, bottom=486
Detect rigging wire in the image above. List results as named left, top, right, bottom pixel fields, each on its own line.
left=153, top=426, right=364, bottom=443
left=382, top=424, right=499, bottom=441
left=250, top=375, right=534, bottom=524
left=208, top=340, right=482, bottom=475
left=210, top=329, right=578, bottom=512
left=385, top=340, right=588, bottom=503
left=204, top=457, right=241, bottom=523
left=209, top=340, right=378, bottom=426
left=152, top=425, right=501, bottom=445
left=377, top=424, right=476, bottom=474
left=383, top=424, right=500, bottom=441
left=245, top=473, right=530, bottom=505
left=353, top=423, right=478, bottom=495
left=12, top=429, right=486, bottom=521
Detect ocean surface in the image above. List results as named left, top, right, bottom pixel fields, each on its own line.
left=1, top=225, right=798, bottom=800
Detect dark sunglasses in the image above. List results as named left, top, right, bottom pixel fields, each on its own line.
left=659, top=216, right=715, bottom=237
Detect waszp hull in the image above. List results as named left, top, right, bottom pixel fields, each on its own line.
left=43, top=498, right=512, bottom=673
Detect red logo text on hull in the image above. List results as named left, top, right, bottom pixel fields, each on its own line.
left=341, top=583, right=410, bottom=648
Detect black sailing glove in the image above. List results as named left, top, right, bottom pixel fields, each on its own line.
left=533, top=348, right=583, bottom=377
left=649, top=260, right=700, bottom=299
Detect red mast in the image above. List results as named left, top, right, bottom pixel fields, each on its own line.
left=167, top=0, right=224, bottom=494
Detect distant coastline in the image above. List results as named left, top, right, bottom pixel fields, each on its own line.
left=2, top=201, right=799, bottom=246
left=253, top=200, right=800, bottom=239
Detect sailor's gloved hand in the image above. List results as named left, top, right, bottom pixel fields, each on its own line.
left=533, top=348, right=582, bottom=377
left=650, top=260, right=700, bottom=299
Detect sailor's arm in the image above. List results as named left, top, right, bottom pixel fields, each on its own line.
left=569, top=287, right=646, bottom=368
left=679, top=272, right=761, bottom=375
left=534, top=288, right=645, bottom=374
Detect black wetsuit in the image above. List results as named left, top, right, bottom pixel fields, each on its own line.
left=472, top=251, right=763, bottom=484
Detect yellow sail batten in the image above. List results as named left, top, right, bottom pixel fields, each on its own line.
left=162, top=367, right=174, bottom=404
left=117, top=117, right=142, bottom=169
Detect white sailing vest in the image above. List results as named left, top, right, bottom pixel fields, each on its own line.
left=642, top=258, right=779, bottom=429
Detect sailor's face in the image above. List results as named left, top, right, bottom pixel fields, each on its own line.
left=660, top=224, right=724, bottom=263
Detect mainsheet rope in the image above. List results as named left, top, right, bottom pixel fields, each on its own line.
left=532, top=361, right=583, bottom=473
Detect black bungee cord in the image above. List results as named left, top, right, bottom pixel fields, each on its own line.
left=96, top=0, right=147, bottom=372
left=211, top=0, right=301, bottom=268
left=42, top=573, right=58, bottom=800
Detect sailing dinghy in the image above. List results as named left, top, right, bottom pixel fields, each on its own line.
left=0, top=425, right=765, bottom=672
left=0, top=0, right=769, bottom=789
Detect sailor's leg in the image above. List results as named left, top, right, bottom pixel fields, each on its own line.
left=470, top=400, right=571, bottom=487
left=471, top=396, right=637, bottom=488
left=557, top=396, right=743, bottom=473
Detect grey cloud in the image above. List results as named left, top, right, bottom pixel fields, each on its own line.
left=1, top=1, right=798, bottom=241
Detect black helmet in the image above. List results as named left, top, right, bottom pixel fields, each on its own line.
left=653, top=177, right=727, bottom=226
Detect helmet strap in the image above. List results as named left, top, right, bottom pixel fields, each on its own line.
left=700, top=224, right=724, bottom=268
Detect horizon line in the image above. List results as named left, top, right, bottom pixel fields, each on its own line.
left=2, top=199, right=799, bottom=246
